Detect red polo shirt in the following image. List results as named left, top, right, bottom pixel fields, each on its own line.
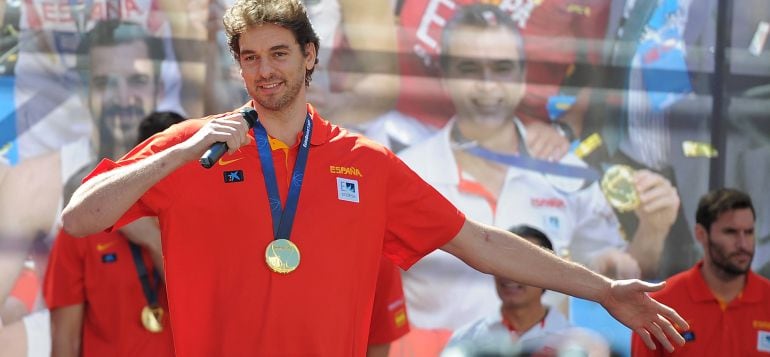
left=369, top=258, right=410, bottom=345
left=631, top=261, right=770, bottom=356
left=86, top=103, right=465, bottom=356
left=44, top=229, right=174, bottom=357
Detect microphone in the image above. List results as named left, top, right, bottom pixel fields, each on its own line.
left=199, top=108, right=259, bottom=169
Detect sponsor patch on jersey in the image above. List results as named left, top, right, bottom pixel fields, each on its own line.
left=101, top=253, right=118, bottom=263
left=758, top=330, right=770, bottom=352
left=530, top=197, right=566, bottom=209
left=223, top=170, right=244, bottom=183
left=336, top=177, right=360, bottom=203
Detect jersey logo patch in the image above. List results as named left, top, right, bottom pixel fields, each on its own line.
left=101, top=253, right=118, bottom=263
left=218, top=157, right=244, bottom=166
left=759, top=330, right=770, bottom=352
left=224, top=170, right=244, bottom=183
left=96, top=241, right=117, bottom=252
left=336, top=177, right=360, bottom=203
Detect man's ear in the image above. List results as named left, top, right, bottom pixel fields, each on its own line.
left=304, top=43, right=317, bottom=71
left=695, top=224, right=708, bottom=245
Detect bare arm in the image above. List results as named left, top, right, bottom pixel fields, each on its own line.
left=50, top=304, right=85, bottom=357
left=627, top=170, right=680, bottom=279
left=442, top=219, right=688, bottom=352
left=62, top=114, right=251, bottom=237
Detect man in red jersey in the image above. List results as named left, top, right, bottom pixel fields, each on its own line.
left=61, top=1, right=687, bottom=356
left=631, top=188, right=770, bottom=356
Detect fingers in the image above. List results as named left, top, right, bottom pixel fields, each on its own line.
left=635, top=327, right=656, bottom=351
left=658, top=301, right=689, bottom=335
left=647, top=318, right=674, bottom=352
left=208, top=116, right=251, bottom=153
left=658, top=313, right=686, bottom=349
left=635, top=170, right=673, bottom=196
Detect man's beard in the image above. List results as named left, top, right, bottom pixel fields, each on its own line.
left=708, top=235, right=753, bottom=277
left=253, top=68, right=305, bottom=111
left=97, top=105, right=146, bottom=160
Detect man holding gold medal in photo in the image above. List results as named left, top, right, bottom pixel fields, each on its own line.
left=61, top=0, right=690, bottom=356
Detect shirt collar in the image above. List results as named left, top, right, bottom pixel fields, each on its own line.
left=686, top=260, right=767, bottom=304
left=238, top=102, right=334, bottom=147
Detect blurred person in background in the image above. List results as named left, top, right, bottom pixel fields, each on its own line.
left=44, top=110, right=185, bottom=357
left=11, top=0, right=205, bottom=161
left=443, top=225, right=573, bottom=355
left=370, top=0, right=610, bottom=156
left=0, top=20, right=176, bottom=357
left=631, top=188, right=770, bottom=356
left=397, top=6, right=678, bottom=348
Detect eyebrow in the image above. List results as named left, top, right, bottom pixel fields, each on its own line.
left=241, top=44, right=292, bottom=55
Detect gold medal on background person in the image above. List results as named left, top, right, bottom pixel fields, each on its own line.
left=600, top=164, right=640, bottom=212
left=573, top=134, right=640, bottom=212
left=265, top=239, right=301, bottom=274
left=141, top=305, right=164, bottom=333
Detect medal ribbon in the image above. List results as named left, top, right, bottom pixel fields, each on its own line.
left=464, top=146, right=601, bottom=182
left=128, top=242, right=161, bottom=307
left=452, top=124, right=601, bottom=182
left=254, top=114, right=313, bottom=240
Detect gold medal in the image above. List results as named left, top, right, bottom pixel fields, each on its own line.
left=265, top=239, right=300, bottom=274
left=600, top=164, right=640, bottom=212
left=141, top=305, right=164, bottom=333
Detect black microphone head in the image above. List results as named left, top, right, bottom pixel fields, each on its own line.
left=240, top=107, right=259, bottom=129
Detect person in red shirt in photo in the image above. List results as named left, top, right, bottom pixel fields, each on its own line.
left=60, top=1, right=687, bottom=356
left=631, top=188, right=770, bottom=356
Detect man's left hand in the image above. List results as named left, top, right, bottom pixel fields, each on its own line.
left=600, top=280, right=688, bottom=352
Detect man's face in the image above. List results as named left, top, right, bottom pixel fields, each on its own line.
left=88, top=40, right=157, bottom=158
left=238, top=23, right=316, bottom=112
left=494, top=237, right=545, bottom=308
left=698, top=208, right=756, bottom=277
left=441, top=25, right=525, bottom=129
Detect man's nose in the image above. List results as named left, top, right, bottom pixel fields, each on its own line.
left=105, top=78, right=133, bottom=105
left=258, top=59, right=276, bottom=79
left=736, top=230, right=755, bottom=250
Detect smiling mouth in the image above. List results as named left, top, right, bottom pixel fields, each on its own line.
left=259, top=82, right=282, bottom=90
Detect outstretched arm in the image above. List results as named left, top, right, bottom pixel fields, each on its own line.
left=61, top=113, right=251, bottom=237
left=441, top=219, right=688, bottom=352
